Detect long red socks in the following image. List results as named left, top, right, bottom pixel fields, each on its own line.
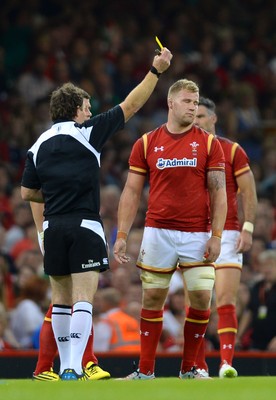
left=181, top=307, right=210, bottom=373
left=138, top=309, right=163, bottom=375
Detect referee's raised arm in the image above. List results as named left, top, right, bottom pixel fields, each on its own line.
left=120, top=47, right=172, bottom=122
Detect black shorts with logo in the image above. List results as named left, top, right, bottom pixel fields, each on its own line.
left=43, top=216, right=109, bottom=276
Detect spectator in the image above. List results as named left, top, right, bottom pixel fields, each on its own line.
left=237, top=249, right=276, bottom=351
left=0, top=163, right=13, bottom=230
left=2, top=202, right=34, bottom=255
left=225, top=83, right=262, bottom=161
left=0, top=253, right=14, bottom=309
left=93, top=287, right=140, bottom=353
left=9, top=275, right=49, bottom=348
left=10, top=224, right=41, bottom=263
left=235, top=282, right=251, bottom=350
left=100, top=184, right=121, bottom=247
left=205, top=306, right=220, bottom=351
left=0, top=302, right=19, bottom=350
left=12, top=262, right=42, bottom=299
left=161, top=288, right=185, bottom=352
left=17, top=53, right=54, bottom=106
left=109, top=265, right=132, bottom=307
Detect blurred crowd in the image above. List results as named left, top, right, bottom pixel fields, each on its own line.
left=0, top=0, right=276, bottom=353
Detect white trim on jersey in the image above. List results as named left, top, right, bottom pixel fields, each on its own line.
left=30, top=122, right=101, bottom=167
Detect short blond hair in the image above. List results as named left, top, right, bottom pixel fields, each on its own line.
left=168, top=79, right=199, bottom=99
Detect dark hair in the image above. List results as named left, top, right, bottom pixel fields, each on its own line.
left=49, top=82, right=90, bottom=121
left=199, top=96, right=216, bottom=113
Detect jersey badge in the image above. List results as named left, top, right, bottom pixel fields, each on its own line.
left=190, top=141, right=199, bottom=155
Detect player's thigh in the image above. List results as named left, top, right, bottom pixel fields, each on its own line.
left=216, top=230, right=243, bottom=267
left=137, top=227, right=178, bottom=272
left=215, top=268, right=241, bottom=306
left=176, top=232, right=215, bottom=309
left=215, top=230, right=242, bottom=306
left=177, top=232, right=211, bottom=265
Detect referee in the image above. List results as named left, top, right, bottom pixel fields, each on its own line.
left=21, top=47, right=172, bottom=381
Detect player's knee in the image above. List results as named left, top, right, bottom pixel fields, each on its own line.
left=189, top=290, right=212, bottom=309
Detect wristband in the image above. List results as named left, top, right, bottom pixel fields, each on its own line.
left=116, top=230, right=128, bottom=241
left=211, top=230, right=222, bottom=239
left=150, top=66, right=161, bottom=78
left=242, top=221, right=254, bottom=234
left=212, top=235, right=222, bottom=240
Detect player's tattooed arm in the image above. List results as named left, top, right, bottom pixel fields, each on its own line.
left=207, top=169, right=227, bottom=239
left=207, top=170, right=226, bottom=191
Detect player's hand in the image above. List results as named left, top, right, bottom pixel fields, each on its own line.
left=203, top=236, right=221, bottom=263
left=236, top=230, right=253, bottom=253
left=152, top=48, right=173, bottom=74
left=113, top=239, right=131, bottom=264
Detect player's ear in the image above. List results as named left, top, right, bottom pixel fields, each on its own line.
left=168, top=97, right=173, bottom=109
left=212, top=113, right=218, bottom=124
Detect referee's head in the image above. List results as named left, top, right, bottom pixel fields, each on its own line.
left=49, top=82, right=90, bottom=121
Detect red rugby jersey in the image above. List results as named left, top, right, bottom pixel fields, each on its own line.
left=129, top=124, right=225, bottom=232
left=217, top=136, right=250, bottom=231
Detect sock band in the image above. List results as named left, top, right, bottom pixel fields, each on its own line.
left=141, top=309, right=163, bottom=322
left=52, top=304, right=71, bottom=316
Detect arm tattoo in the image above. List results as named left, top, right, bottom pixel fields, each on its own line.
left=208, top=171, right=226, bottom=191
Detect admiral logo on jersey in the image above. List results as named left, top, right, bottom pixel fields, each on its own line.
left=156, top=157, right=197, bottom=169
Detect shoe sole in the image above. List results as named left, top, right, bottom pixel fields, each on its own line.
left=85, top=369, right=111, bottom=380
left=115, top=377, right=155, bottom=380
left=88, top=375, right=111, bottom=380
left=179, top=376, right=212, bottom=380
left=33, top=375, right=60, bottom=382
left=60, top=369, right=88, bottom=381
left=222, top=371, right=237, bottom=378
left=220, top=368, right=238, bottom=378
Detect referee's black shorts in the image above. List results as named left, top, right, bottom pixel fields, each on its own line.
left=43, top=216, right=109, bottom=276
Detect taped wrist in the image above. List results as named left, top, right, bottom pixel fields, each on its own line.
left=242, top=221, right=254, bottom=234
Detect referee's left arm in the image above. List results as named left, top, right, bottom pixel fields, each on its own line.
left=21, top=186, right=44, bottom=203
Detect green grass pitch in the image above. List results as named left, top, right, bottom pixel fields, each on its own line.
left=1, top=377, right=276, bottom=400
